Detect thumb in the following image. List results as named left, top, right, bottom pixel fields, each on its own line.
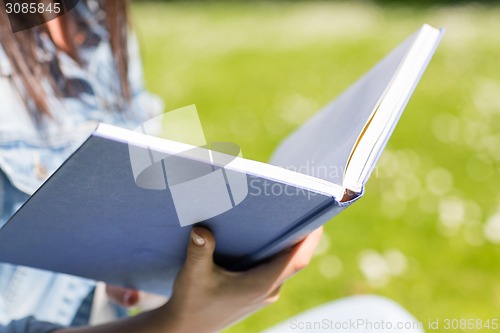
left=183, top=226, right=216, bottom=277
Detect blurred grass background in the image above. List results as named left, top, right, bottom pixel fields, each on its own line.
left=131, top=1, right=500, bottom=332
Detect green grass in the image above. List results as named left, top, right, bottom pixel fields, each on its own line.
left=132, top=2, right=500, bottom=332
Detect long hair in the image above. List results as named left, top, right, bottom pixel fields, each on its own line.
left=0, top=0, right=130, bottom=117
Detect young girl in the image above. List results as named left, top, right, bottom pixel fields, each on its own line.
left=0, top=1, right=323, bottom=332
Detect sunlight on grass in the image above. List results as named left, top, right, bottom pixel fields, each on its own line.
left=132, top=2, right=500, bottom=332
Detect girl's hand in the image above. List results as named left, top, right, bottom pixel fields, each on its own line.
left=58, top=226, right=322, bottom=333
left=161, top=226, right=323, bottom=333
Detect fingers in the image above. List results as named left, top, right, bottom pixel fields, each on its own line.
left=105, top=285, right=140, bottom=307
left=264, top=285, right=282, bottom=305
left=183, top=226, right=216, bottom=277
left=250, top=227, right=323, bottom=290
left=273, top=226, right=323, bottom=283
left=180, top=225, right=321, bottom=304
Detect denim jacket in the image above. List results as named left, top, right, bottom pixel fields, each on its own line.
left=0, top=1, right=163, bottom=329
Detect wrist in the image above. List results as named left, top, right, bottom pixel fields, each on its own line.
left=157, top=300, right=219, bottom=333
left=154, top=302, right=191, bottom=333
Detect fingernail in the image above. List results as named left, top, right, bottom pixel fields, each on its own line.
left=123, top=291, right=133, bottom=306
left=191, top=229, right=205, bottom=247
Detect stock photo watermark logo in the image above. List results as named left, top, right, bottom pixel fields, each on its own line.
left=2, top=0, right=79, bottom=33
left=289, top=318, right=423, bottom=331
left=128, top=105, right=248, bottom=227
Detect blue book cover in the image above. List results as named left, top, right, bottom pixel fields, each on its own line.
left=0, top=25, right=443, bottom=296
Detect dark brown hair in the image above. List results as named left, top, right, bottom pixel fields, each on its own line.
left=0, top=0, right=130, bottom=116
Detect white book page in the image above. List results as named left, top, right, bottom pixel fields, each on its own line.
left=270, top=28, right=420, bottom=187
left=345, top=25, right=444, bottom=191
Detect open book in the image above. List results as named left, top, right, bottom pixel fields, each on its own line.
left=0, top=24, right=444, bottom=296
